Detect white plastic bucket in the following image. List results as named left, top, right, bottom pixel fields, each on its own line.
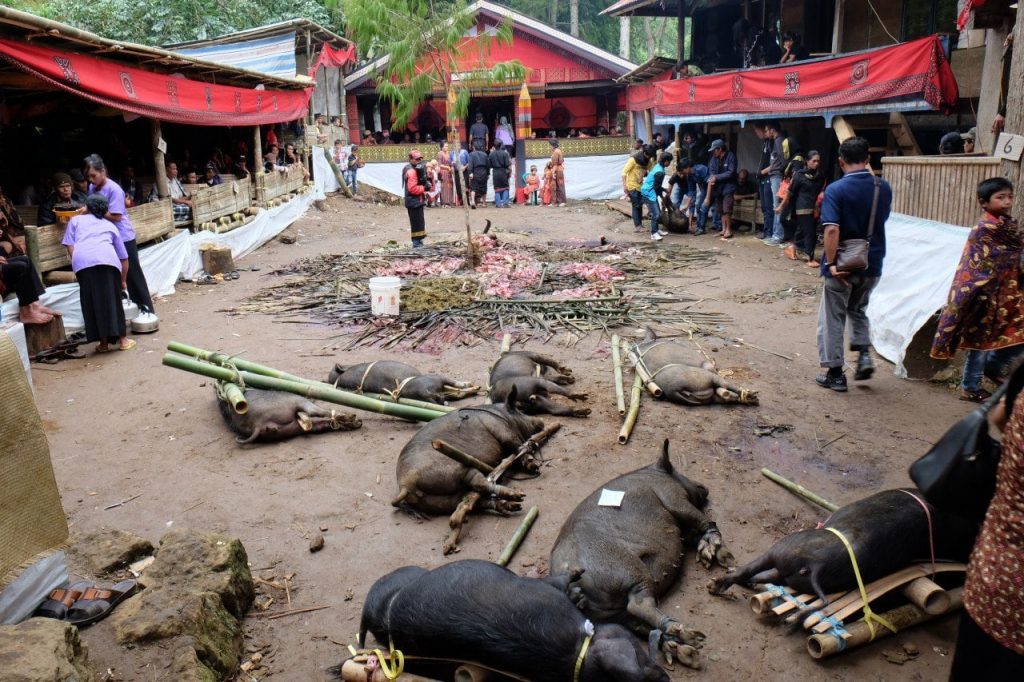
left=369, top=276, right=401, bottom=316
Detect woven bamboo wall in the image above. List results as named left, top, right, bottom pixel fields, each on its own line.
left=255, top=166, right=306, bottom=203
left=191, top=180, right=252, bottom=226
left=882, top=156, right=1000, bottom=227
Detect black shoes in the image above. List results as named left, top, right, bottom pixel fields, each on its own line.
left=816, top=372, right=848, bottom=392
left=854, top=351, right=875, bottom=381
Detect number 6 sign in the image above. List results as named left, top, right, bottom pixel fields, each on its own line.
left=995, top=132, right=1024, bottom=161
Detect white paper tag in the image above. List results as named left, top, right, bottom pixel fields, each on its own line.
left=598, top=489, right=624, bottom=507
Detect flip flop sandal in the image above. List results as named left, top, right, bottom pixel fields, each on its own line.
left=95, top=344, right=115, bottom=354
left=197, top=274, right=218, bottom=285
left=119, top=339, right=137, bottom=351
left=66, top=579, right=139, bottom=627
left=228, top=271, right=240, bottom=280
left=34, top=582, right=91, bottom=620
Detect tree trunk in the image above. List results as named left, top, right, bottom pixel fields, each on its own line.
left=644, top=18, right=656, bottom=60
left=619, top=17, right=631, bottom=60
left=550, top=0, right=559, bottom=28
left=1001, top=12, right=1023, bottom=214
left=570, top=0, right=579, bottom=37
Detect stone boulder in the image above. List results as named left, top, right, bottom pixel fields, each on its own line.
left=0, top=618, right=96, bottom=682
left=142, top=531, right=253, bottom=618
left=65, top=528, right=153, bottom=576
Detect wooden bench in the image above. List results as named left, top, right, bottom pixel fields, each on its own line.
left=733, top=197, right=764, bottom=229
left=24, top=199, right=175, bottom=276
left=254, top=166, right=307, bottom=205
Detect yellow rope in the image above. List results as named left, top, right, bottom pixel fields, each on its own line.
left=373, top=640, right=405, bottom=681
left=825, top=527, right=898, bottom=640
left=573, top=634, right=591, bottom=682
left=356, top=361, right=379, bottom=393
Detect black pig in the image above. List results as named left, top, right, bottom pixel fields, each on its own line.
left=392, top=387, right=545, bottom=515
left=634, top=329, right=758, bottom=406
left=550, top=440, right=732, bottom=669
left=710, top=489, right=978, bottom=609
left=327, top=360, right=479, bottom=404
left=490, top=350, right=575, bottom=385
left=489, top=376, right=591, bottom=417
left=358, top=560, right=669, bottom=682
left=216, top=387, right=361, bottom=444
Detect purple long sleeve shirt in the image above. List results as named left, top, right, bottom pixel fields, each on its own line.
left=88, top=178, right=136, bottom=243
left=62, top=214, right=128, bottom=273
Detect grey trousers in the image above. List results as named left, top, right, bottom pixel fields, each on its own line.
left=817, top=274, right=879, bottom=368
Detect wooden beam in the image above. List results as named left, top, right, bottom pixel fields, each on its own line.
left=832, top=0, right=845, bottom=54
left=832, top=115, right=855, bottom=143
left=151, top=118, right=169, bottom=199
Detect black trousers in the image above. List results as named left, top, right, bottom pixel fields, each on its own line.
left=949, top=611, right=1024, bottom=680
left=77, top=265, right=125, bottom=343
left=407, top=205, right=426, bottom=241
left=123, top=239, right=154, bottom=313
left=795, top=213, right=817, bottom=260
left=0, top=256, right=45, bottom=306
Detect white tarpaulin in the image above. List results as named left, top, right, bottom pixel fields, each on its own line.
left=867, top=212, right=970, bottom=377
left=313, top=145, right=342, bottom=198
left=356, top=154, right=630, bottom=201
left=2, top=193, right=313, bottom=332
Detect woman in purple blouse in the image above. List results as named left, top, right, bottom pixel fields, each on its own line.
left=62, top=194, right=134, bottom=352
left=83, top=154, right=155, bottom=316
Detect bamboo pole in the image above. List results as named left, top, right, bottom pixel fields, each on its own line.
left=162, top=354, right=445, bottom=422
left=323, top=147, right=354, bottom=199
left=432, top=439, right=495, bottom=474
left=500, top=333, right=512, bottom=353
left=219, top=381, right=249, bottom=414
left=625, top=343, right=663, bottom=398
left=611, top=334, right=625, bottom=415
left=806, top=588, right=963, bottom=659
left=495, top=506, right=539, bottom=567
left=166, top=342, right=453, bottom=413
left=902, top=576, right=950, bottom=615
left=618, top=373, right=643, bottom=445
left=760, top=469, right=839, bottom=512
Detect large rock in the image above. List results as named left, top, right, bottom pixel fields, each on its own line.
left=142, top=531, right=253, bottom=618
left=112, top=587, right=241, bottom=678
left=65, top=529, right=153, bottom=576
left=169, top=646, right=218, bottom=682
left=0, top=618, right=97, bottom=682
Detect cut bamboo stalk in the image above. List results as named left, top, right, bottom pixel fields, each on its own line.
left=454, top=665, right=491, bottom=682
left=162, top=354, right=445, bottom=422
left=339, top=659, right=439, bottom=682
left=618, top=373, right=643, bottom=445
left=760, top=468, right=839, bottom=512
left=219, top=381, right=249, bottom=414
left=611, top=334, right=626, bottom=415
left=363, top=392, right=457, bottom=413
left=901, top=576, right=950, bottom=615
left=495, top=506, right=538, bottom=567
left=500, top=333, right=512, bottom=353
left=806, top=588, right=963, bottom=659
left=625, top=343, right=663, bottom=398
left=432, top=439, right=495, bottom=474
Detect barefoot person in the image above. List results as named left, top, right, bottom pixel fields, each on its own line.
left=62, top=194, right=134, bottom=353
left=0, top=253, right=57, bottom=324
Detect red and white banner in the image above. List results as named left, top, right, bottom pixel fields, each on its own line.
left=654, top=36, right=958, bottom=118
left=0, top=38, right=313, bottom=126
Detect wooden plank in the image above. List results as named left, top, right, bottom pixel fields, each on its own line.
left=25, top=224, right=70, bottom=272
left=832, top=116, right=856, bottom=143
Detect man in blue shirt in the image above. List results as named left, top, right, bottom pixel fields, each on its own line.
left=641, top=152, right=672, bottom=241
left=816, top=136, right=892, bottom=392
left=707, top=139, right=737, bottom=239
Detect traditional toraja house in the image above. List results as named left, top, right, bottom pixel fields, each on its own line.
left=344, top=0, right=638, bottom=198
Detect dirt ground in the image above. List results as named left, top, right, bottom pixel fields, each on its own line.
left=34, top=194, right=973, bottom=681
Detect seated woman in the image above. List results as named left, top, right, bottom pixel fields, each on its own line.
left=38, top=172, right=81, bottom=226
left=62, top=194, right=134, bottom=353
left=204, top=163, right=223, bottom=187
left=84, top=153, right=156, bottom=317
left=0, top=184, right=27, bottom=256
left=0, top=250, right=59, bottom=325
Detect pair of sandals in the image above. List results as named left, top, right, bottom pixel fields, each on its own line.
left=34, top=579, right=138, bottom=627
left=96, top=339, right=136, bottom=353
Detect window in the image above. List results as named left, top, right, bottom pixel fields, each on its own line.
left=902, top=0, right=958, bottom=41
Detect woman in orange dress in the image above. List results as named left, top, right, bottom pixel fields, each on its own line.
left=437, top=142, right=455, bottom=207
left=541, top=161, right=554, bottom=206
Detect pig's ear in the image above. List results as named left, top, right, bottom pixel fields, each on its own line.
left=643, top=327, right=657, bottom=342
left=656, top=439, right=674, bottom=473
left=505, top=384, right=520, bottom=411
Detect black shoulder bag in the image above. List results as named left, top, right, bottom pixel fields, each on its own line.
left=835, top=175, right=880, bottom=273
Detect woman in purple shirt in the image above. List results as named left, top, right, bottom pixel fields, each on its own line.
left=63, top=194, right=134, bottom=352
left=84, top=154, right=155, bottom=315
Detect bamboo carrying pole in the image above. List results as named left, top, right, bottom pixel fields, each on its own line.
left=432, top=440, right=495, bottom=475
left=618, top=373, right=643, bottom=445
left=625, top=342, right=663, bottom=398
left=339, top=660, right=439, bottom=682
left=806, top=588, right=963, bottom=659
left=500, top=333, right=513, bottom=353
left=901, top=576, right=950, bottom=615
left=611, top=334, right=625, bottom=415
left=162, top=354, right=445, bottom=422
left=495, top=506, right=538, bottom=567
left=219, top=382, right=249, bottom=414
left=760, top=468, right=839, bottom=512
left=454, top=665, right=491, bottom=682
left=323, top=147, right=355, bottom=199
left=166, top=342, right=453, bottom=413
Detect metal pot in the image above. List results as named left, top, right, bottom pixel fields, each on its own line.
left=131, top=311, right=160, bottom=334
left=122, top=294, right=140, bottom=321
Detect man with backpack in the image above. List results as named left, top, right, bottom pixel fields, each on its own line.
left=762, top=120, right=802, bottom=245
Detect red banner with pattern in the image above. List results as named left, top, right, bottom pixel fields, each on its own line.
left=654, top=36, right=958, bottom=117
left=0, top=38, right=312, bottom=126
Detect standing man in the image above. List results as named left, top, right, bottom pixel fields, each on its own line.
left=762, top=120, right=800, bottom=245
left=815, top=137, right=891, bottom=392
left=489, top=140, right=513, bottom=208
left=469, top=113, right=490, bottom=151
left=550, top=139, right=566, bottom=207
left=752, top=122, right=775, bottom=239
left=403, top=150, right=429, bottom=248
left=468, top=141, right=490, bottom=208
left=707, top=139, right=737, bottom=240
left=621, top=145, right=652, bottom=232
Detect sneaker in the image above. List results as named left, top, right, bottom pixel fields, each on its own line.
left=658, top=228, right=669, bottom=236
left=815, top=372, right=848, bottom=392
left=651, top=233, right=663, bottom=241
left=854, top=351, right=875, bottom=381
left=411, top=239, right=424, bottom=249
left=694, top=229, right=706, bottom=236
left=634, top=225, right=645, bottom=233
left=763, top=238, right=782, bottom=246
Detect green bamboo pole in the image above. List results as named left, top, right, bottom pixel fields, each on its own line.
left=496, top=506, right=539, bottom=567
left=219, top=382, right=249, bottom=414
left=162, top=354, right=446, bottom=422
left=611, top=334, right=625, bottom=415
left=432, top=439, right=494, bottom=474
left=618, top=373, right=643, bottom=445
left=761, top=468, right=839, bottom=512
left=166, top=342, right=456, bottom=413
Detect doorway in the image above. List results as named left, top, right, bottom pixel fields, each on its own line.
left=466, top=96, right=515, bottom=148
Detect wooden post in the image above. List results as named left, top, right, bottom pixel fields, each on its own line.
left=677, top=0, right=686, bottom=66
left=253, top=125, right=264, bottom=203
left=1001, top=8, right=1024, bottom=214
left=831, top=0, right=845, bottom=54
left=644, top=108, right=654, bottom=143
left=151, top=118, right=169, bottom=199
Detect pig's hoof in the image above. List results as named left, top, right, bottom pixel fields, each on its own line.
left=664, top=623, right=705, bottom=648
left=494, top=499, right=523, bottom=514
left=697, top=531, right=724, bottom=568
left=715, top=546, right=736, bottom=567
left=664, top=642, right=702, bottom=670
left=572, top=408, right=592, bottom=417
left=569, top=393, right=589, bottom=401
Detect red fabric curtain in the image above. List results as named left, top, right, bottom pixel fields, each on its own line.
left=655, top=36, right=958, bottom=118
left=311, top=44, right=356, bottom=74
left=0, top=38, right=312, bottom=126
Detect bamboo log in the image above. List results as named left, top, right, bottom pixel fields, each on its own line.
left=433, top=439, right=495, bottom=474
left=363, top=392, right=457, bottom=413
left=500, top=333, right=512, bottom=353
left=162, top=354, right=445, bottom=422
left=618, top=373, right=643, bottom=445
left=901, top=576, right=950, bottom=615
left=495, top=506, right=539, bottom=567
left=611, top=334, right=625, bottom=415
left=219, top=382, right=249, bottom=414
left=339, top=660, right=438, bottom=682
left=625, top=343, right=663, bottom=398
left=806, top=588, right=963, bottom=659
left=322, top=147, right=354, bottom=199
left=760, top=468, right=839, bottom=512
left=454, top=665, right=491, bottom=682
